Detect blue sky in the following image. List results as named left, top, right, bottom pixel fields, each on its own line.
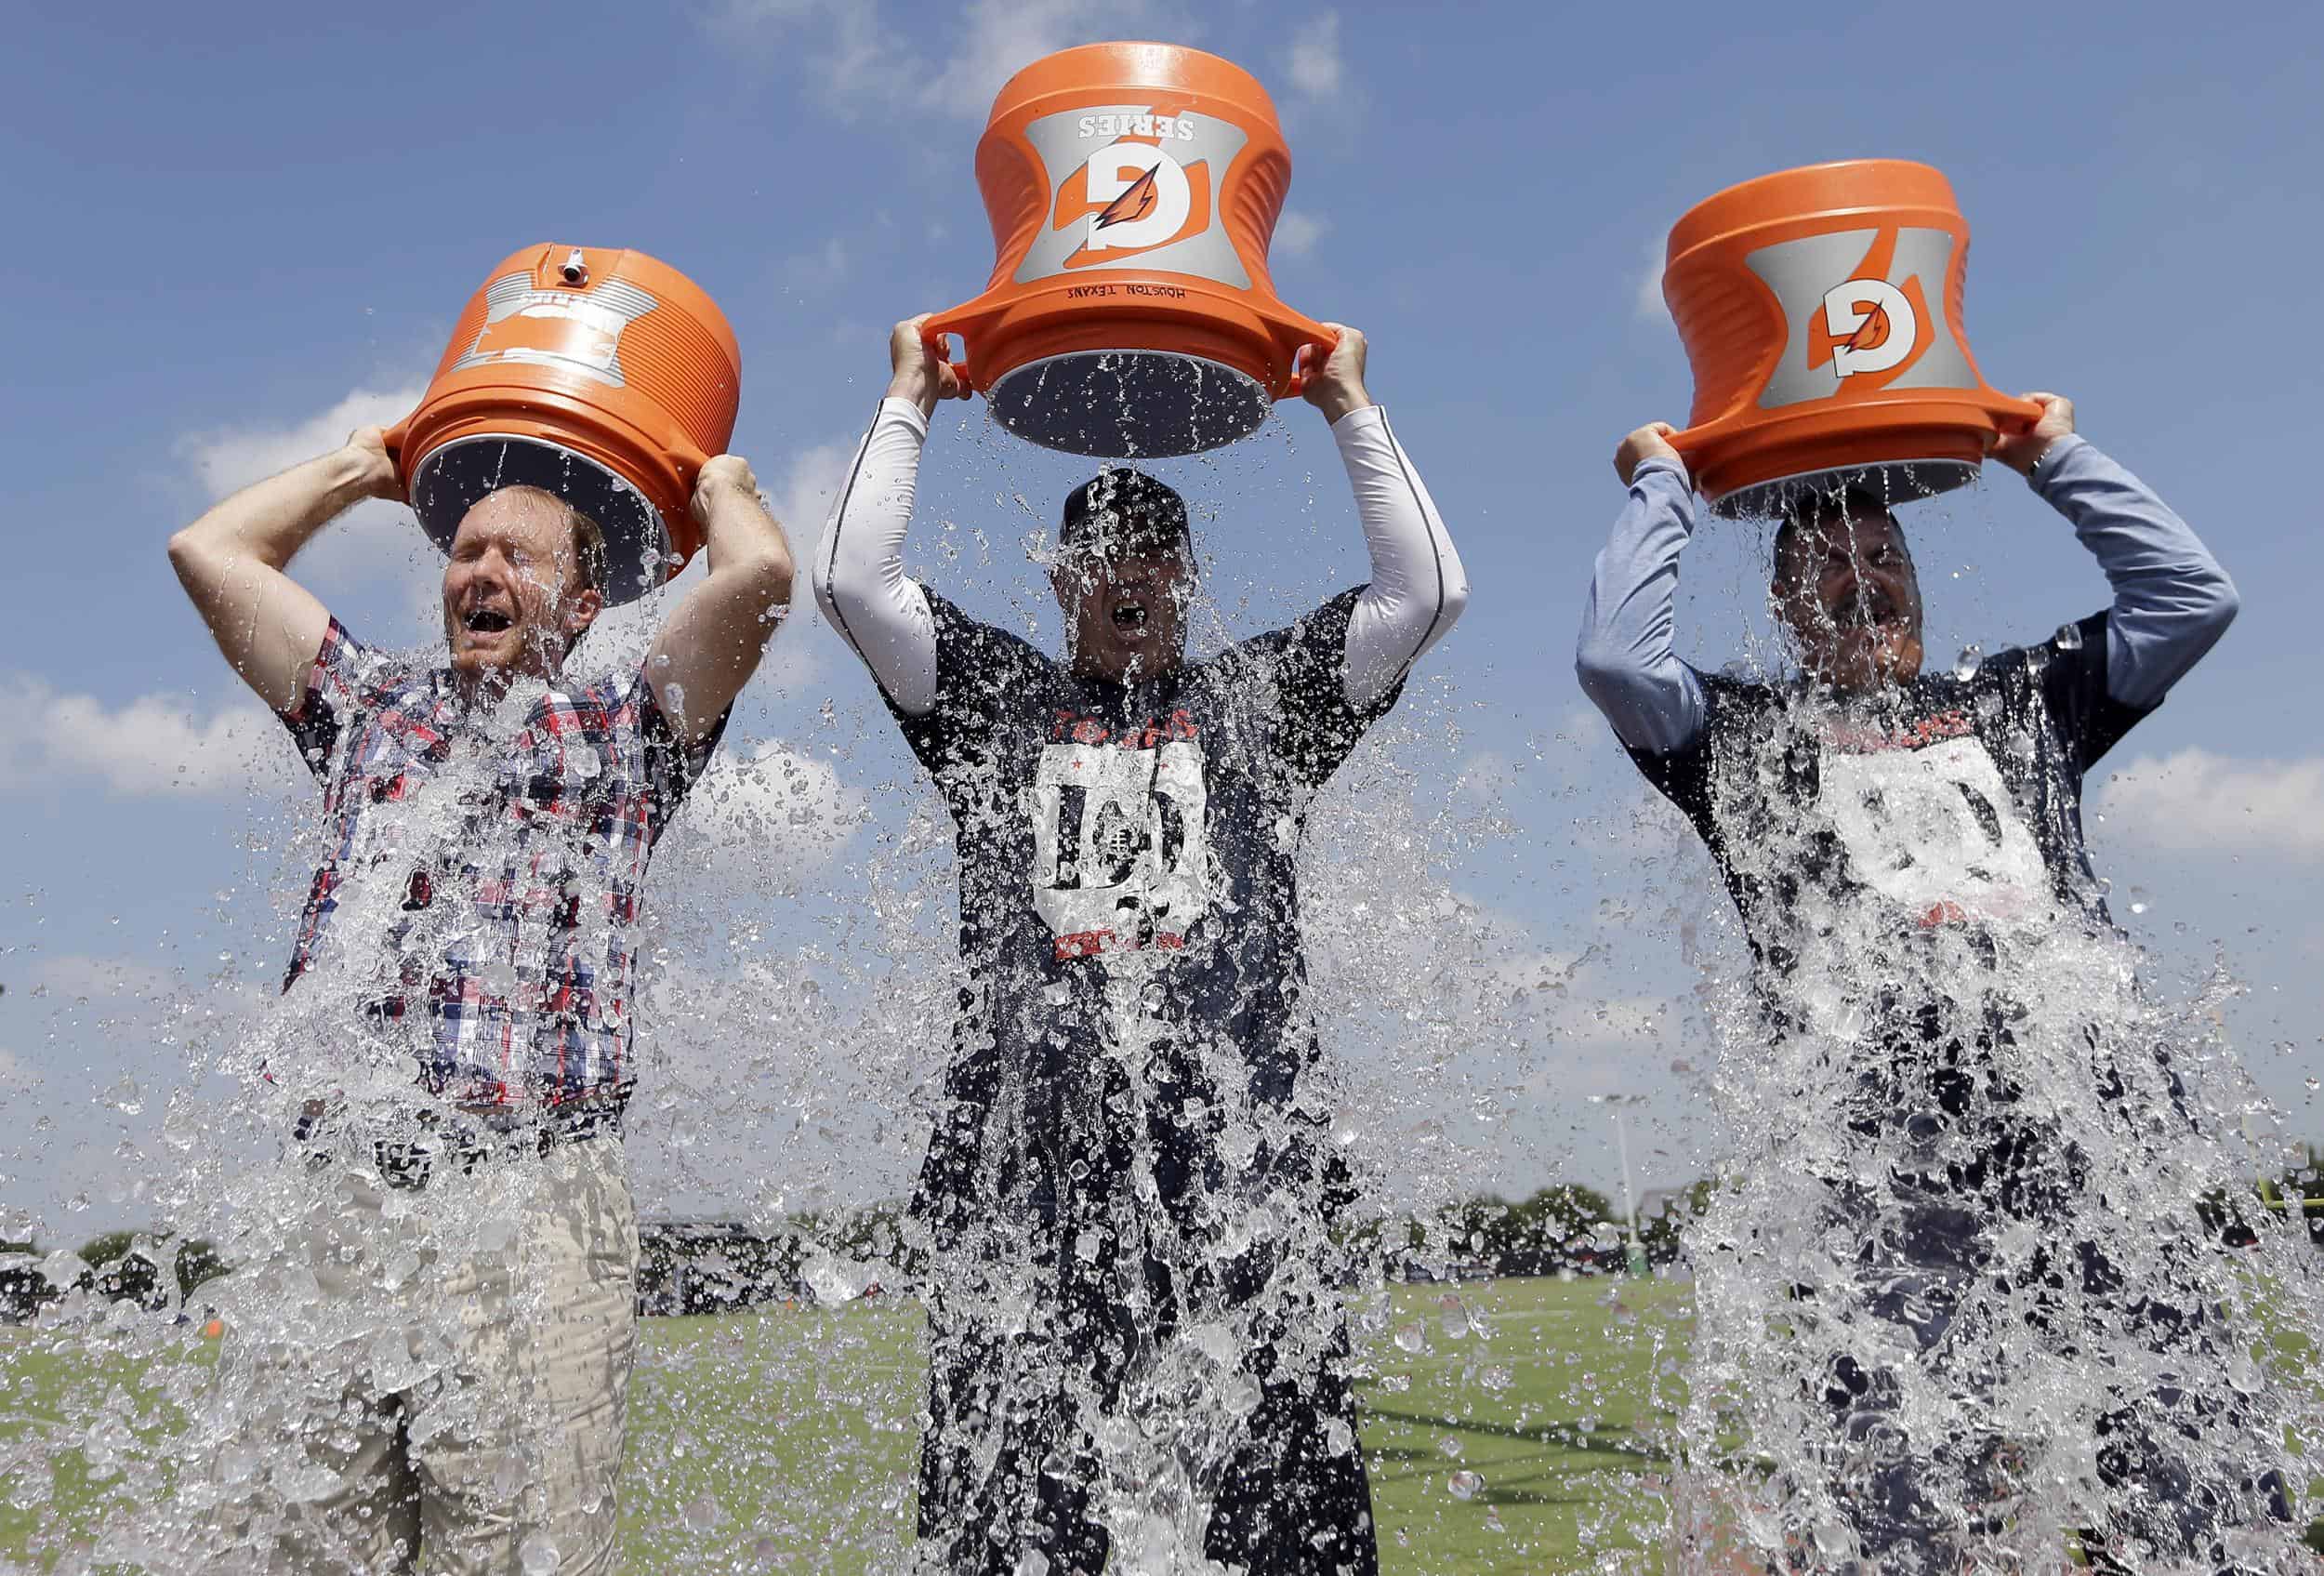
left=2, top=1, right=2319, bottom=1237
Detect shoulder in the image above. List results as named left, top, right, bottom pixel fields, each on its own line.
left=1694, top=669, right=1783, bottom=734
left=1228, top=587, right=1368, bottom=672
left=925, top=589, right=1050, bottom=673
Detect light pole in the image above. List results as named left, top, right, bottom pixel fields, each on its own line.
left=1603, top=1094, right=1649, bottom=1278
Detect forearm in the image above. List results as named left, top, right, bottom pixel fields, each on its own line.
left=166, top=449, right=363, bottom=709
left=172, top=447, right=376, bottom=572
left=1337, top=406, right=1469, bottom=707
left=1575, top=459, right=1706, bottom=754
left=647, top=487, right=792, bottom=742
left=699, top=487, right=795, bottom=605
left=810, top=398, right=939, bottom=715
left=2032, top=434, right=2238, bottom=709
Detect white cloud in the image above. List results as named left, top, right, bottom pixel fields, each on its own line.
left=781, top=236, right=851, bottom=295
left=178, top=385, right=426, bottom=503
left=1633, top=234, right=1667, bottom=323
left=712, top=0, right=1157, bottom=120
left=929, top=0, right=1151, bottom=116
left=766, top=439, right=856, bottom=540
left=1284, top=11, right=1344, bottom=99
left=706, top=0, right=891, bottom=107
left=176, top=382, right=442, bottom=636
left=1274, top=210, right=1329, bottom=259
left=0, top=676, right=300, bottom=801
left=2096, top=749, right=2324, bottom=864
left=667, top=739, right=865, bottom=877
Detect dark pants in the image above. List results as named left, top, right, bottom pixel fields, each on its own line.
left=910, top=1039, right=1377, bottom=1576
left=1793, top=992, right=2284, bottom=1574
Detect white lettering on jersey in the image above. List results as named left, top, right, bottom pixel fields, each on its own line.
left=1820, top=735, right=2049, bottom=920
left=1031, top=739, right=1213, bottom=954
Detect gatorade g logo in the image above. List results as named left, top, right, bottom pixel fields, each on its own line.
left=1819, top=277, right=1919, bottom=377
left=448, top=274, right=659, bottom=390
left=1746, top=228, right=1976, bottom=409
left=1012, top=105, right=1252, bottom=289
left=1073, top=141, right=1201, bottom=258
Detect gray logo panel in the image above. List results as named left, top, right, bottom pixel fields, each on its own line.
left=448, top=274, right=657, bottom=391
left=1013, top=106, right=1251, bottom=289
left=1747, top=227, right=1975, bottom=409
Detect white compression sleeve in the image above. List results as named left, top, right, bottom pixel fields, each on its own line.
left=811, top=398, right=940, bottom=717
left=1335, top=405, right=1470, bottom=709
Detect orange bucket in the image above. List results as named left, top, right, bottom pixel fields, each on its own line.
left=923, top=42, right=1335, bottom=458
left=384, top=245, right=741, bottom=603
left=1661, top=160, right=2038, bottom=514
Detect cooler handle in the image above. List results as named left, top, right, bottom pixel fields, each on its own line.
left=380, top=415, right=414, bottom=497
left=1266, top=310, right=1339, bottom=401
left=920, top=301, right=997, bottom=397
left=1988, top=392, right=2045, bottom=432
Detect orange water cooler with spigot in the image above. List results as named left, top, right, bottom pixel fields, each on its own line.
left=1661, top=160, right=2039, bottom=515
left=385, top=245, right=741, bottom=603
left=923, top=42, right=1336, bottom=459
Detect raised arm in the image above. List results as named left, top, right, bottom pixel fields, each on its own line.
left=644, top=457, right=795, bottom=744
left=165, top=426, right=397, bottom=711
left=809, top=316, right=970, bottom=718
left=1993, top=393, right=2238, bottom=709
left=1574, top=423, right=1708, bottom=756
left=1302, top=325, right=1471, bottom=709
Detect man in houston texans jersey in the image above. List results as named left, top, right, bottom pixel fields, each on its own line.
left=815, top=317, right=1466, bottom=1576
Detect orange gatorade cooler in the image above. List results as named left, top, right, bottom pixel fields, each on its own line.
left=1661, top=160, right=2039, bottom=515
left=385, top=245, right=741, bottom=603
left=923, top=42, right=1336, bottom=458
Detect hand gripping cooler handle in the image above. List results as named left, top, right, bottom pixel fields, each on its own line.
left=1988, top=393, right=2044, bottom=432
left=919, top=303, right=992, bottom=397
left=1267, top=311, right=1339, bottom=400
left=380, top=414, right=415, bottom=499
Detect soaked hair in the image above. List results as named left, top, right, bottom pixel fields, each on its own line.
left=1060, top=468, right=1192, bottom=565
left=1771, top=485, right=1907, bottom=585
left=491, top=485, right=610, bottom=599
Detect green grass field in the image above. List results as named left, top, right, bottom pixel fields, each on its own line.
left=6, top=1273, right=2311, bottom=1572
left=627, top=1276, right=1694, bottom=1574
left=0, top=1276, right=1689, bottom=1573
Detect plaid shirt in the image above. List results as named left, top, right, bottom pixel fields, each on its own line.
left=277, top=619, right=720, bottom=1112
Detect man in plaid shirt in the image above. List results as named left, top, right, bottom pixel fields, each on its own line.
left=168, top=421, right=792, bottom=1576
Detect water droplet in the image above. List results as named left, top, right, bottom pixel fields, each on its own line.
left=681, top=1492, right=721, bottom=1533
left=1448, top=1469, right=1485, bottom=1500
left=1393, top=1321, right=1427, bottom=1354
left=2054, top=619, right=2085, bottom=651
left=1952, top=644, right=1982, bottom=681
left=519, top=1530, right=561, bottom=1574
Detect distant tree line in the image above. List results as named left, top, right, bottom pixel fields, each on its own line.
left=20, top=1152, right=2317, bottom=1327
left=0, top=1232, right=230, bottom=1322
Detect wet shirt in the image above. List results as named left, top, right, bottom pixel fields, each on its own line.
left=276, top=617, right=721, bottom=1110
left=891, top=589, right=1396, bottom=1219
left=1630, top=613, right=2146, bottom=966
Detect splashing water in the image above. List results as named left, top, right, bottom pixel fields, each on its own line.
left=1658, top=472, right=2323, bottom=1575
left=0, top=399, right=1612, bottom=1575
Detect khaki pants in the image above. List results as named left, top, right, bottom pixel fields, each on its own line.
left=200, top=1129, right=639, bottom=1575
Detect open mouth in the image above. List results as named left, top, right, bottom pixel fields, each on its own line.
left=1110, top=596, right=1149, bottom=634
left=462, top=608, right=514, bottom=634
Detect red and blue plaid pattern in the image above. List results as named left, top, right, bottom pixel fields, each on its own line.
left=278, top=619, right=720, bottom=1111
